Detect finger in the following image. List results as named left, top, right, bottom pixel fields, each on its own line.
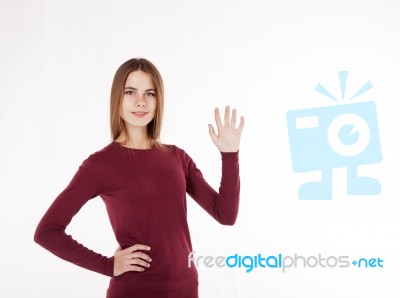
left=214, top=108, right=223, bottom=129
left=208, top=124, right=218, bottom=143
left=224, top=106, right=230, bottom=126
left=127, top=265, right=146, bottom=272
left=127, top=258, right=151, bottom=268
left=126, top=244, right=151, bottom=253
left=231, top=108, right=237, bottom=128
left=127, top=252, right=152, bottom=262
left=115, top=245, right=122, bottom=253
left=238, top=116, right=245, bottom=132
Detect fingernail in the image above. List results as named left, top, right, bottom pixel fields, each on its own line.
left=148, top=246, right=151, bottom=250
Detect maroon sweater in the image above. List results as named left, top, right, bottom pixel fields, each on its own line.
left=34, top=141, right=240, bottom=297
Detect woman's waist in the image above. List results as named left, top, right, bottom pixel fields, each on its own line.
left=108, top=265, right=198, bottom=293
left=117, top=232, right=193, bottom=262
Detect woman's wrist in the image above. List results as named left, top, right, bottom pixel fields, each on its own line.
left=220, top=150, right=239, bottom=161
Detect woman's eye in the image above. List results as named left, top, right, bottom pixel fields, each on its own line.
left=147, top=93, right=156, bottom=97
left=125, top=91, right=134, bottom=95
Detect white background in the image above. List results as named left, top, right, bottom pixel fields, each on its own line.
left=1, top=0, right=400, bottom=297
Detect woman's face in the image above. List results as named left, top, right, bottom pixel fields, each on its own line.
left=120, top=70, right=157, bottom=129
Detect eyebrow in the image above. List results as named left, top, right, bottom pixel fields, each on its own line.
left=124, top=87, right=156, bottom=92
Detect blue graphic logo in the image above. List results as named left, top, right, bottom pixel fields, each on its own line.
left=286, top=71, right=382, bottom=200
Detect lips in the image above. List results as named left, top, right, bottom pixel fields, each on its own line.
left=131, top=112, right=149, bottom=118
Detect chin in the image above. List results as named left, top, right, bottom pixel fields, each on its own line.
left=126, top=119, right=153, bottom=127
left=129, top=122, right=151, bottom=128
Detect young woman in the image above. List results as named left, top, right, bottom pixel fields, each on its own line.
left=34, top=57, right=244, bottom=298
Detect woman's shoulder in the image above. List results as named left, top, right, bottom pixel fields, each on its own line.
left=161, top=144, right=196, bottom=166
left=80, top=141, right=117, bottom=164
left=159, top=143, right=187, bottom=155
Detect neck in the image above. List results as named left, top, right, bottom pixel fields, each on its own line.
left=117, top=126, right=152, bottom=149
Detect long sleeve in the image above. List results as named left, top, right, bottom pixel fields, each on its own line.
left=184, top=150, right=240, bottom=225
left=33, top=155, right=115, bottom=277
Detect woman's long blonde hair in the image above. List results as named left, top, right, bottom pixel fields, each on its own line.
left=110, top=57, right=165, bottom=148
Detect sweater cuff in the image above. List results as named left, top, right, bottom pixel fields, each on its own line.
left=104, top=256, right=115, bottom=277
left=220, top=150, right=239, bottom=162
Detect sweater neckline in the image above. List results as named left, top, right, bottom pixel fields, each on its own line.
left=111, top=140, right=157, bottom=152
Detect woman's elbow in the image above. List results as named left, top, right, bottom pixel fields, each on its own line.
left=33, top=223, right=52, bottom=247
left=33, top=226, right=45, bottom=246
left=218, top=215, right=238, bottom=226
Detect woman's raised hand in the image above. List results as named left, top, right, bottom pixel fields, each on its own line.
left=113, top=244, right=152, bottom=276
left=208, top=106, right=245, bottom=152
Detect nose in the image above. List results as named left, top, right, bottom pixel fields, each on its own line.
left=135, top=94, right=147, bottom=107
